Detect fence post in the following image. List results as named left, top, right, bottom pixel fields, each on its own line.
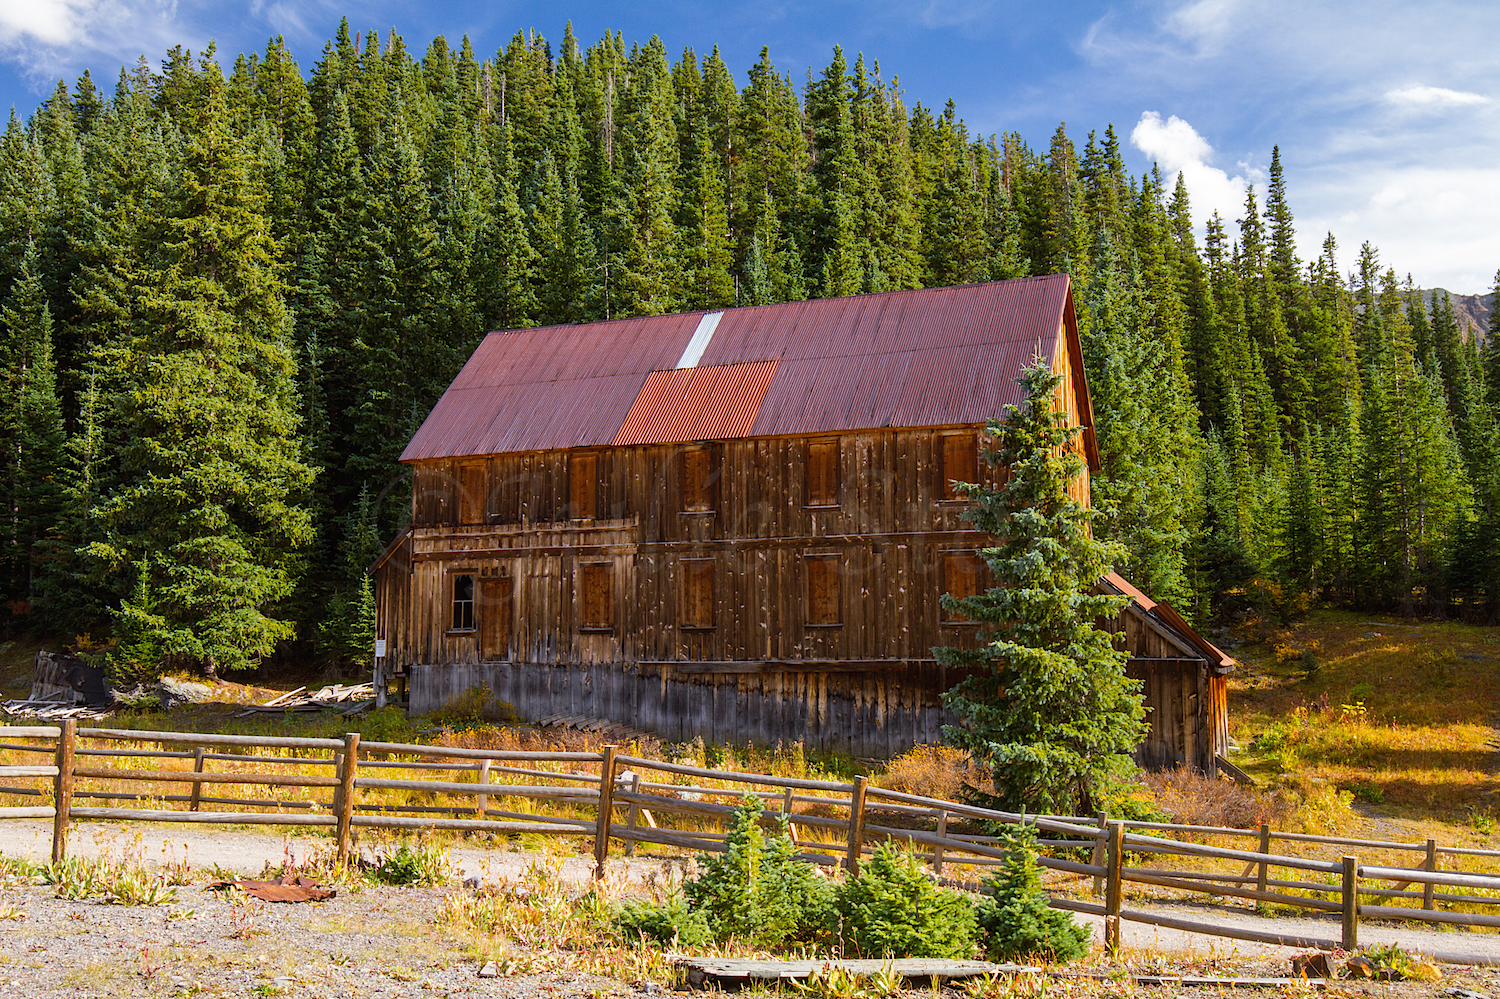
left=845, top=775, right=868, bottom=874
left=51, top=719, right=76, bottom=864
left=1423, top=840, right=1437, bottom=911
left=189, top=747, right=206, bottom=812
left=1256, top=823, right=1270, bottom=896
left=1104, top=820, right=1124, bottom=953
left=1341, top=855, right=1358, bottom=951
left=475, top=759, right=491, bottom=819
left=1091, top=811, right=1107, bottom=896
left=593, top=745, right=618, bottom=880
left=335, top=733, right=360, bottom=866
left=931, top=809, right=948, bottom=876
left=624, top=772, right=641, bottom=857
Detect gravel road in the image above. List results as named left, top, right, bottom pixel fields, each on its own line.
left=1, top=820, right=1499, bottom=997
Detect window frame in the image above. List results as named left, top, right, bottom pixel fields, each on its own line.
left=804, top=438, right=841, bottom=508
left=804, top=554, right=843, bottom=628
left=457, top=461, right=487, bottom=525
left=680, top=446, right=718, bottom=513
left=680, top=558, right=717, bottom=630
left=449, top=571, right=477, bottom=633
left=940, top=550, right=985, bottom=625
left=939, top=432, right=979, bottom=503
left=578, top=561, right=615, bottom=633
left=569, top=452, right=599, bottom=521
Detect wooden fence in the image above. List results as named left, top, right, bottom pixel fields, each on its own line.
left=2, top=721, right=1499, bottom=963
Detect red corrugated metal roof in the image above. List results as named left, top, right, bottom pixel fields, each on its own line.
left=400, top=275, right=1094, bottom=463
left=613, top=361, right=778, bottom=446
left=1101, top=572, right=1235, bottom=673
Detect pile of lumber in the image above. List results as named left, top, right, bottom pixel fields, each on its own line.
left=0, top=699, right=112, bottom=720
left=536, top=713, right=655, bottom=744
left=235, top=682, right=374, bottom=717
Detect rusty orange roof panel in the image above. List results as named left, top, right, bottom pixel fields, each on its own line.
left=612, top=361, right=778, bottom=446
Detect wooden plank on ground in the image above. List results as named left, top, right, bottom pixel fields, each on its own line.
left=676, top=959, right=1038, bottom=990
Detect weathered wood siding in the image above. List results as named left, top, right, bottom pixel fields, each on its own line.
left=1100, top=603, right=1227, bottom=772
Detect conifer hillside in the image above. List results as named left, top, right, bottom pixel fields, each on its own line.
left=1, top=21, right=1498, bottom=673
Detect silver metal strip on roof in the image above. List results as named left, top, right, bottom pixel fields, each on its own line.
left=675, top=312, right=723, bottom=369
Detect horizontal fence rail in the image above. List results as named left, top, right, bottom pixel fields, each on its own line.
left=1, top=722, right=1498, bottom=963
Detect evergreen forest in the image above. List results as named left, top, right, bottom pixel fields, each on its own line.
left=2, top=21, right=1499, bottom=675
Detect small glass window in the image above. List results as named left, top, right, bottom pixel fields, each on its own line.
left=452, top=574, right=475, bottom=630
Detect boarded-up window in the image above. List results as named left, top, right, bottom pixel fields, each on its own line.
left=806, top=439, right=840, bottom=507
left=806, top=556, right=841, bottom=626
left=942, top=554, right=983, bottom=623
left=681, top=560, right=715, bottom=628
left=458, top=462, right=486, bottom=525
left=570, top=453, right=597, bottom=520
left=480, top=575, right=513, bottom=659
left=682, top=448, right=715, bottom=511
left=451, top=573, right=476, bottom=631
left=580, top=563, right=614, bottom=630
left=941, top=433, right=978, bottom=500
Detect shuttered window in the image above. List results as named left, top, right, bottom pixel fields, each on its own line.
left=942, top=554, right=984, bottom=623
left=806, top=439, right=840, bottom=507
left=682, top=448, right=716, bottom=511
left=458, top=462, right=486, bottom=525
left=806, top=556, right=842, bottom=626
left=580, top=563, right=614, bottom=630
left=681, top=560, right=715, bottom=629
left=570, top=453, right=598, bottom=520
left=451, top=573, right=476, bottom=631
left=941, top=433, right=978, bottom=500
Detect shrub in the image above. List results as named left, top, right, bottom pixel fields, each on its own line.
left=1140, top=765, right=1294, bottom=829
left=612, top=894, right=713, bottom=948
left=878, top=745, right=989, bottom=802
left=373, top=840, right=450, bottom=886
left=834, top=843, right=977, bottom=959
left=427, top=684, right=519, bottom=728
left=686, top=795, right=834, bottom=948
left=976, top=825, right=1089, bottom=964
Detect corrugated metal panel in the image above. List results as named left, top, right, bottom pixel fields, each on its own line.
left=401, top=275, right=1075, bottom=462
left=612, top=361, right=778, bottom=446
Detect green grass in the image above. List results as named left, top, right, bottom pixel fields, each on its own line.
left=1227, top=608, right=1500, bottom=849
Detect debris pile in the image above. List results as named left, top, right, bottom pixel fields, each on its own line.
left=537, top=713, right=655, bottom=744
left=235, top=682, right=375, bottom=717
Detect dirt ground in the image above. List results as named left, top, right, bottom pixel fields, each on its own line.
left=2, top=822, right=1500, bottom=997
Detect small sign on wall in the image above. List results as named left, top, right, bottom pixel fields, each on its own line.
left=374, top=639, right=387, bottom=659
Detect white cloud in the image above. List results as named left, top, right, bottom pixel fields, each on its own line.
left=0, top=0, right=183, bottom=88
left=1130, top=111, right=1259, bottom=235
left=1301, top=165, right=1500, bottom=293
left=1385, top=84, right=1489, bottom=107
left=1163, top=0, right=1239, bottom=55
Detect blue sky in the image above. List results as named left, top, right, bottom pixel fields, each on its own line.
left=1, top=1, right=1496, bottom=293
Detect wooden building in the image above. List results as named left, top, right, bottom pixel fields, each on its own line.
left=372, top=276, right=1232, bottom=765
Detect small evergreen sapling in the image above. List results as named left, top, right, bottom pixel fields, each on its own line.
left=683, top=794, right=834, bottom=948
left=977, top=824, right=1090, bottom=964
left=833, top=843, right=977, bottom=959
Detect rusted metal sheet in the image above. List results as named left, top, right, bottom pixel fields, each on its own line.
left=208, top=876, right=336, bottom=902
left=612, top=361, right=778, bottom=446
left=401, top=276, right=1080, bottom=463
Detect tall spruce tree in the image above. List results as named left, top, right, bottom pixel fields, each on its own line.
left=938, top=360, right=1146, bottom=814
left=81, top=54, right=313, bottom=676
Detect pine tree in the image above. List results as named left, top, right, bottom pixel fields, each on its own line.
left=81, top=54, right=313, bottom=675
left=938, top=360, right=1146, bottom=814
left=0, top=243, right=66, bottom=615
